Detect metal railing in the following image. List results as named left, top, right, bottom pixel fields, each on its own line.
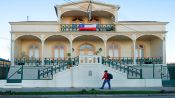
left=14, top=58, right=42, bottom=66
left=38, top=57, right=79, bottom=80
left=14, top=57, right=163, bottom=66
left=61, top=24, right=115, bottom=32
left=6, top=64, right=23, bottom=83
left=103, top=57, right=162, bottom=65
left=102, top=57, right=142, bottom=79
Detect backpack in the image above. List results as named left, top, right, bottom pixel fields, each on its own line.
left=108, top=73, right=113, bottom=79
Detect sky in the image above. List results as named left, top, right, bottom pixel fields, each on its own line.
left=0, top=0, right=175, bottom=63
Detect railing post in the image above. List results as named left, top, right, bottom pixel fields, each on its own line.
left=127, top=66, right=129, bottom=78
left=51, top=66, right=53, bottom=79
left=153, top=64, right=155, bottom=78
left=6, top=64, right=9, bottom=80
left=21, top=64, right=23, bottom=80
left=140, top=69, right=143, bottom=79
left=38, top=69, right=40, bottom=79
left=161, top=65, right=163, bottom=79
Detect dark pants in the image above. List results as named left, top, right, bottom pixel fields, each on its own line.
left=101, top=79, right=111, bottom=89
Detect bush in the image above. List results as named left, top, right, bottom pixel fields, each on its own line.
left=80, top=89, right=87, bottom=94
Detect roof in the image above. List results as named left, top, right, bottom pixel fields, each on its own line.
left=0, top=58, right=10, bottom=62
left=56, top=0, right=120, bottom=9
left=118, top=21, right=169, bottom=25
left=9, top=21, right=168, bottom=25
left=9, top=21, right=59, bottom=25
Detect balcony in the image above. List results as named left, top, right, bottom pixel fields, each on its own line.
left=61, top=24, right=115, bottom=32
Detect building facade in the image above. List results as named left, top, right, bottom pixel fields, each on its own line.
left=10, top=0, right=168, bottom=66
left=1, top=0, right=169, bottom=88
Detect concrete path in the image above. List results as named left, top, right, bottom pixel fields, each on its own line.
left=1, top=94, right=175, bottom=98
left=0, top=87, right=175, bottom=92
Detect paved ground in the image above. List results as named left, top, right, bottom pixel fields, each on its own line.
left=0, top=87, right=175, bottom=92
left=1, top=94, right=175, bottom=98
left=1, top=87, right=175, bottom=98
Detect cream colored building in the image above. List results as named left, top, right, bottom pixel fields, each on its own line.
left=1, top=0, right=169, bottom=88
left=10, top=0, right=168, bottom=66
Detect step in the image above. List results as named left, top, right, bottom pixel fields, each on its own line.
left=7, top=79, right=22, bottom=83
left=4, top=83, right=23, bottom=88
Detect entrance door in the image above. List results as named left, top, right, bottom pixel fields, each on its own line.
left=79, top=44, right=94, bottom=55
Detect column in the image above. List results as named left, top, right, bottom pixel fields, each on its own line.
left=114, top=8, right=118, bottom=22
left=163, top=37, right=166, bottom=64
left=70, top=41, right=73, bottom=58
left=41, top=40, right=44, bottom=65
left=11, top=40, right=15, bottom=66
left=56, top=6, right=61, bottom=22
left=104, top=40, right=107, bottom=57
left=70, top=40, right=74, bottom=87
left=133, top=40, right=136, bottom=65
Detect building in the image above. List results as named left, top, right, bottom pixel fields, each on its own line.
left=1, top=0, right=169, bottom=88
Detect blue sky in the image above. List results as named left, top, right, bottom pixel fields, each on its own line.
left=0, top=0, right=175, bottom=63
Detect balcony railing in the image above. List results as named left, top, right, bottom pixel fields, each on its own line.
left=61, top=24, right=115, bottom=32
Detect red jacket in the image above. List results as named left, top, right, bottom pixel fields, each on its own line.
left=102, top=72, right=109, bottom=80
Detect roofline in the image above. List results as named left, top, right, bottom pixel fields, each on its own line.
left=56, top=0, right=120, bottom=9
left=9, top=21, right=59, bottom=25
left=117, top=21, right=169, bottom=25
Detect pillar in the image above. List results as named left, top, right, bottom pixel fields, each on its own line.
left=163, top=37, right=166, bottom=64
left=70, top=39, right=74, bottom=87
left=133, top=40, right=136, bottom=65
left=41, top=40, right=44, bottom=65
left=104, top=40, right=107, bottom=57
left=11, top=40, right=15, bottom=66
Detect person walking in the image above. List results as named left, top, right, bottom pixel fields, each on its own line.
left=100, top=70, right=111, bottom=89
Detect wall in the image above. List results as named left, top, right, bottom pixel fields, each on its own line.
left=107, top=40, right=132, bottom=57
left=136, top=40, right=151, bottom=57
left=21, top=39, right=41, bottom=58
left=117, top=24, right=166, bottom=32
left=11, top=24, right=58, bottom=32
left=150, top=39, right=163, bottom=57
left=14, top=39, right=22, bottom=58
left=44, top=40, right=70, bottom=58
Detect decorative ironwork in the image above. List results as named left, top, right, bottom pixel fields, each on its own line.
left=61, top=24, right=115, bottom=31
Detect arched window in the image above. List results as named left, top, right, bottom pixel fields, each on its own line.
left=108, top=44, right=119, bottom=58
left=79, top=44, right=94, bottom=55
left=135, top=45, right=144, bottom=58
left=54, top=45, right=65, bottom=59
left=29, top=45, right=39, bottom=59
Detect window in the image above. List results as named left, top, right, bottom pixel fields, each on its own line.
left=108, top=44, right=119, bottom=58
left=29, top=45, right=39, bottom=59
left=135, top=45, right=144, bottom=58
left=54, top=45, right=65, bottom=59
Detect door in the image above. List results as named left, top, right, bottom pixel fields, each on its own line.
left=79, top=44, right=94, bottom=55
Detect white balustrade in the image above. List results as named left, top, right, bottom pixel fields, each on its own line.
left=79, top=55, right=102, bottom=64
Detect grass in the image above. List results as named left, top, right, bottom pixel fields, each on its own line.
left=0, top=89, right=162, bottom=95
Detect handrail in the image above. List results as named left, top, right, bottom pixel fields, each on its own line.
left=7, top=65, right=23, bottom=79
left=102, top=57, right=162, bottom=65
left=102, top=57, right=142, bottom=79
left=38, top=56, right=79, bottom=79
left=14, top=57, right=162, bottom=66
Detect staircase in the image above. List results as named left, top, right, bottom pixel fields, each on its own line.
left=6, top=56, right=168, bottom=84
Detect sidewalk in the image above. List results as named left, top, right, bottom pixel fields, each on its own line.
left=1, top=94, right=175, bottom=98
left=0, top=87, right=175, bottom=92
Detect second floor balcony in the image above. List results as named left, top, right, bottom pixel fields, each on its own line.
left=9, top=21, right=167, bottom=33
left=61, top=24, right=115, bottom=32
